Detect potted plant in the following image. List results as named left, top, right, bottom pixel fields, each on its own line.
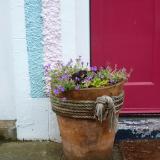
left=46, top=57, right=130, bottom=160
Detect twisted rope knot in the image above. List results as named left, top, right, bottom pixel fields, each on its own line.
left=95, top=95, right=118, bottom=130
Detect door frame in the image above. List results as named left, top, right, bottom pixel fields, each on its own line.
left=61, top=0, right=90, bottom=64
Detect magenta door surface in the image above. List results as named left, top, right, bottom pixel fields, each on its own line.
left=91, top=0, right=160, bottom=113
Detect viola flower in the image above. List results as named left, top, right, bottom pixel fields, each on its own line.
left=71, top=70, right=87, bottom=84
left=60, top=86, right=65, bottom=92
left=90, top=66, right=97, bottom=72
left=53, top=89, right=59, bottom=95
left=44, top=63, right=51, bottom=69
left=75, top=77, right=80, bottom=81
left=109, top=80, right=114, bottom=84
left=60, top=74, right=69, bottom=80
left=86, top=76, right=93, bottom=81
left=57, top=85, right=65, bottom=92
left=79, top=70, right=87, bottom=78
left=45, top=57, right=129, bottom=96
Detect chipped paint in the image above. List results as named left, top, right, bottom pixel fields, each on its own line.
left=116, top=117, right=160, bottom=141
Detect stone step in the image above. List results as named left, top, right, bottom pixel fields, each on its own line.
left=0, top=120, right=16, bottom=140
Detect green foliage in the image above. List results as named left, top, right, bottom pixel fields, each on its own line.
left=90, top=78, right=108, bottom=88
left=45, top=57, right=130, bottom=96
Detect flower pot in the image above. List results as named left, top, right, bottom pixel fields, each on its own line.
left=51, top=81, right=124, bottom=160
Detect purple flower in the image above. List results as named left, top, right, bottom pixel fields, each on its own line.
left=60, top=74, right=69, bottom=80
left=53, top=89, right=59, bottom=95
left=75, top=77, right=80, bottom=81
left=110, top=80, right=114, bottom=83
left=90, top=66, right=97, bottom=72
left=87, top=77, right=91, bottom=80
left=45, top=64, right=50, bottom=69
left=44, top=64, right=51, bottom=72
left=86, top=76, right=92, bottom=81
left=109, top=79, right=116, bottom=84
left=58, top=86, right=65, bottom=92
left=60, top=87, right=65, bottom=92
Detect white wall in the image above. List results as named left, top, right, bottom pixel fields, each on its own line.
left=0, top=0, right=90, bottom=141
left=0, top=1, right=16, bottom=120
left=10, top=0, right=53, bottom=141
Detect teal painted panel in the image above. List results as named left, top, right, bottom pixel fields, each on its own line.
left=24, top=0, right=45, bottom=97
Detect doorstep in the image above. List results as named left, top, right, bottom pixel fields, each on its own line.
left=0, top=120, right=16, bottom=140
left=116, top=117, right=160, bottom=141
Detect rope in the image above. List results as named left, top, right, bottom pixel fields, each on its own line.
left=51, top=92, right=124, bottom=130
left=51, top=91, right=124, bottom=130
left=95, top=95, right=118, bottom=130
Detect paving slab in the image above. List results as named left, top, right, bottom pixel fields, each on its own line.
left=0, top=141, right=63, bottom=160
left=119, top=140, right=160, bottom=160
left=0, top=141, right=123, bottom=160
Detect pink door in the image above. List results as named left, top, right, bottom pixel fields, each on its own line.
left=91, top=0, right=160, bottom=113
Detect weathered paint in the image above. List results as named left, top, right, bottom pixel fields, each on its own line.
left=116, top=117, right=160, bottom=141
left=24, top=0, right=45, bottom=98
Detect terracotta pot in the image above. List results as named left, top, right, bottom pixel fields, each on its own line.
left=54, top=81, right=124, bottom=160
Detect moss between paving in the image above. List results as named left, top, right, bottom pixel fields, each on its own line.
left=0, top=141, right=123, bottom=160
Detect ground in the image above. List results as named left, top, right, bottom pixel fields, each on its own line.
left=0, top=141, right=122, bottom=160
left=0, top=140, right=159, bottom=160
